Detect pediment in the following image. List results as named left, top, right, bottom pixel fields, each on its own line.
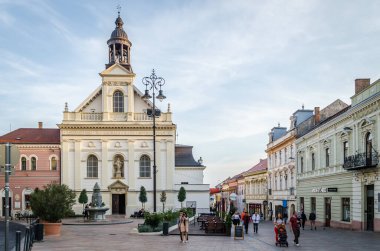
left=108, top=180, right=129, bottom=190
left=75, top=85, right=102, bottom=112
left=99, top=64, right=135, bottom=77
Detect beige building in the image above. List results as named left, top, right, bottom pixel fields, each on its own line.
left=296, top=79, right=380, bottom=231
left=244, top=159, right=268, bottom=218
left=266, top=108, right=314, bottom=220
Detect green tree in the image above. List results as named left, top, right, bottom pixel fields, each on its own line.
left=30, top=183, right=76, bottom=223
left=177, top=186, right=186, bottom=208
left=78, top=189, right=88, bottom=212
left=139, top=186, right=147, bottom=209
left=160, top=191, right=167, bottom=212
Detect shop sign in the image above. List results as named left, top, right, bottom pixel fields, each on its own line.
left=327, top=188, right=338, bottom=192
left=312, top=187, right=327, bottom=193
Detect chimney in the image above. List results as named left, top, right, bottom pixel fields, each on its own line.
left=314, top=107, right=320, bottom=125
left=355, top=78, right=370, bottom=94
left=38, top=122, right=43, bottom=129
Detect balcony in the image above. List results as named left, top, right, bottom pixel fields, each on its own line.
left=343, top=150, right=379, bottom=170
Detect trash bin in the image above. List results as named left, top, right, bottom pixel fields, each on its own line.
left=162, top=222, right=169, bottom=236
left=35, top=223, right=44, bottom=241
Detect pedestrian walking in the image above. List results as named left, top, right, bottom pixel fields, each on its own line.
left=309, top=211, right=316, bottom=230
left=301, top=211, right=307, bottom=230
left=84, top=204, right=89, bottom=220
left=232, top=211, right=241, bottom=226
left=179, top=212, right=189, bottom=243
left=252, top=211, right=260, bottom=234
left=243, top=212, right=250, bottom=234
left=290, top=211, right=300, bottom=246
left=177, top=212, right=183, bottom=242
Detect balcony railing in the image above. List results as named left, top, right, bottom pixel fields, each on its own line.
left=343, top=150, right=379, bottom=170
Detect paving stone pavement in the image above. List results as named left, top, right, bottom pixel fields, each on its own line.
left=32, top=219, right=380, bottom=251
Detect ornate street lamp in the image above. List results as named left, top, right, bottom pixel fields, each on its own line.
left=142, top=69, right=166, bottom=212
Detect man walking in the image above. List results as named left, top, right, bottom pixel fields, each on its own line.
left=301, top=211, right=307, bottom=230
left=243, top=212, right=250, bottom=234
left=252, top=211, right=260, bottom=234
left=309, top=211, right=316, bottom=230
left=290, top=211, right=300, bottom=246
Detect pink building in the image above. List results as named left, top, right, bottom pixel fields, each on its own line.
left=0, top=123, right=60, bottom=217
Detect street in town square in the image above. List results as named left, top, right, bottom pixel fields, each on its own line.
left=2, top=1, right=380, bottom=251
left=11, top=219, right=377, bottom=251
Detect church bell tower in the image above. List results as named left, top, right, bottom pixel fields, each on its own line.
left=106, top=8, right=132, bottom=72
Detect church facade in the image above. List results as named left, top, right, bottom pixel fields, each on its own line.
left=59, top=13, right=209, bottom=215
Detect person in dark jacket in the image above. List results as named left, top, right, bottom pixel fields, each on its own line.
left=309, top=211, right=316, bottom=230
left=243, top=213, right=250, bottom=234
left=301, top=211, right=307, bottom=230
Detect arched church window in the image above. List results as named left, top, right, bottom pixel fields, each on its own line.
left=113, top=91, right=124, bottom=112
left=31, top=157, right=37, bottom=171
left=87, top=155, right=98, bottom=178
left=51, top=157, right=57, bottom=171
left=21, top=157, right=27, bottom=171
left=139, top=155, right=151, bottom=178
left=113, top=155, right=124, bottom=178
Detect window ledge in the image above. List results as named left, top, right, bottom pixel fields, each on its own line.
left=138, top=177, right=151, bottom=179
left=84, top=177, right=99, bottom=179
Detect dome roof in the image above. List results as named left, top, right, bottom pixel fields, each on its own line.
left=110, top=28, right=128, bottom=39
left=110, top=15, right=128, bottom=39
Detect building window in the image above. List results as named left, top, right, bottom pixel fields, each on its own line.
left=300, top=157, right=304, bottom=173
left=342, top=198, right=350, bottom=222
left=280, top=151, right=282, bottom=165
left=51, top=157, right=57, bottom=171
left=21, top=157, right=27, bottom=171
left=300, top=197, right=304, bottom=211
left=113, top=91, right=124, bottom=112
left=87, top=155, right=98, bottom=178
left=284, top=173, right=288, bottom=189
left=343, top=141, right=348, bottom=161
left=139, top=155, right=151, bottom=178
left=311, top=153, right=315, bottom=171
left=280, top=174, right=282, bottom=190
left=31, top=157, right=37, bottom=171
left=366, top=132, right=373, bottom=164
left=25, top=194, right=31, bottom=210
left=284, top=148, right=287, bottom=163
left=325, top=148, right=330, bottom=167
left=311, top=197, right=316, bottom=212
left=290, top=145, right=293, bottom=159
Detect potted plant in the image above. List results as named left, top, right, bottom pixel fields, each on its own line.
left=30, top=183, right=76, bottom=236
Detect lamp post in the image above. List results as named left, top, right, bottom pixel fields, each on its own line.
left=142, top=69, right=166, bottom=212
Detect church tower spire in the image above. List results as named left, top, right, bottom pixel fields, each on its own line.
left=106, top=6, right=132, bottom=72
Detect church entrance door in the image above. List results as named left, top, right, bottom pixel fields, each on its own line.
left=112, top=194, right=126, bottom=214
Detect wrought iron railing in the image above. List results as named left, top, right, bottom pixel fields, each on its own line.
left=343, top=149, right=379, bottom=170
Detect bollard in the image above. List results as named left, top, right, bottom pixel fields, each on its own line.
left=16, top=231, right=21, bottom=251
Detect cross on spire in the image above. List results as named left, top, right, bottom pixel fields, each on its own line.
left=117, top=4, right=121, bottom=17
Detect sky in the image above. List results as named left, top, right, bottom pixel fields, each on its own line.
left=1, top=0, right=380, bottom=187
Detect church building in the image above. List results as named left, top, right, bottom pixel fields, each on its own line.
left=59, top=12, right=209, bottom=216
